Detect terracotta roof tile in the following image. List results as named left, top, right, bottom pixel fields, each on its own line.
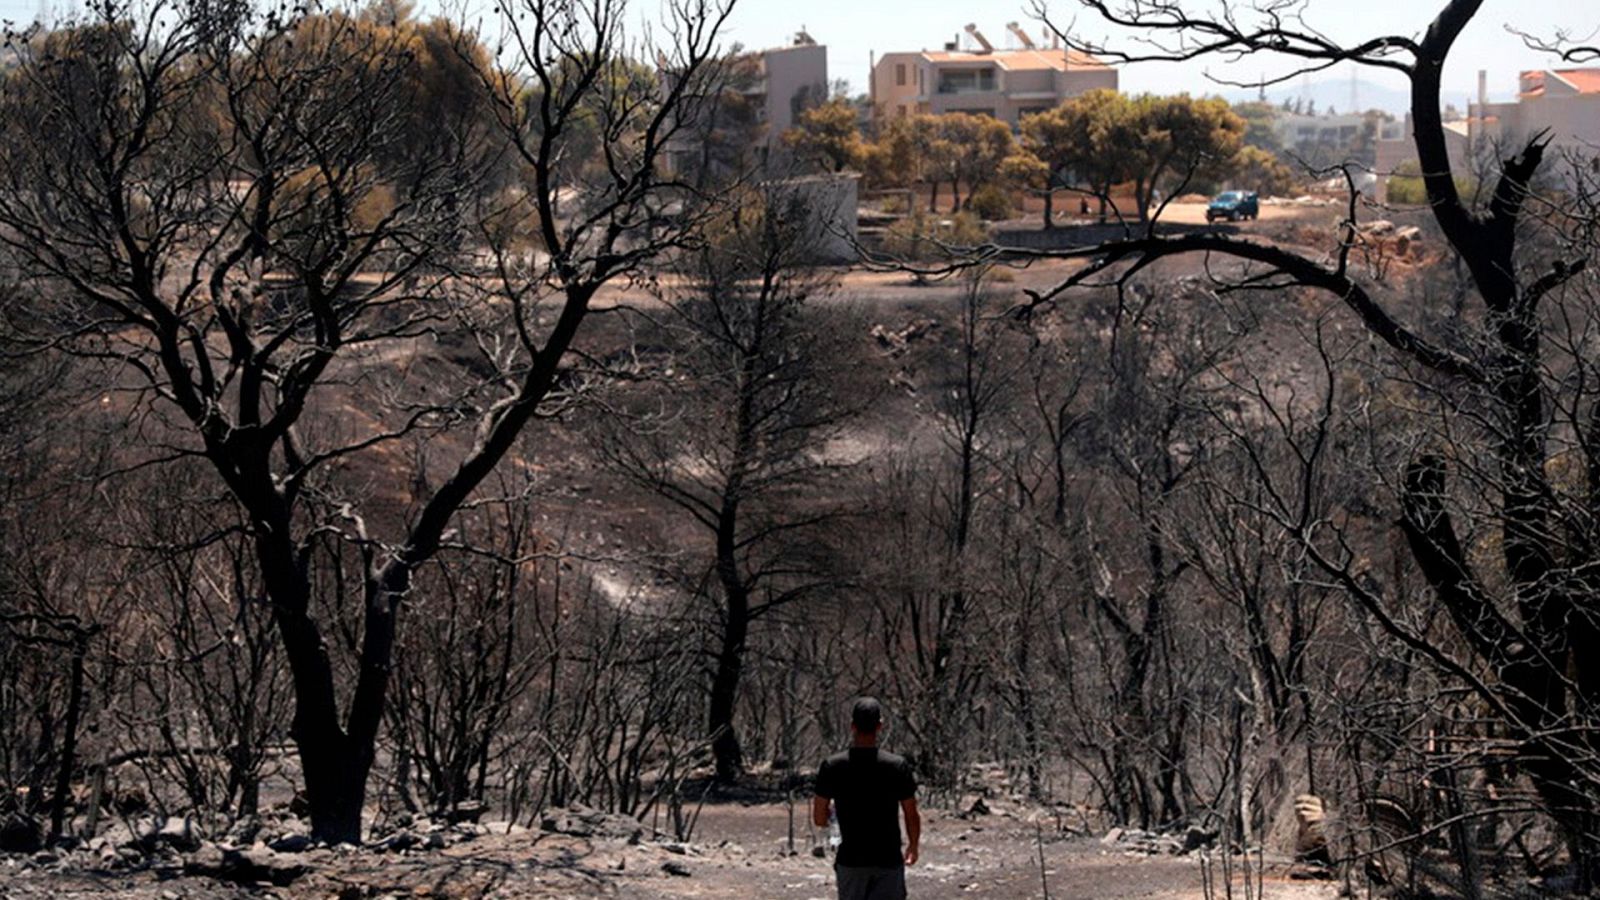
left=1554, top=69, right=1600, bottom=94
left=918, top=48, right=1110, bottom=70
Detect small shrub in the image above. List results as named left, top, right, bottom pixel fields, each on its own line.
left=1386, top=160, right=1475, bottom=206
left=967, top=184, right=1014, bottom=221
left=882, top=210, right=991, bottom=263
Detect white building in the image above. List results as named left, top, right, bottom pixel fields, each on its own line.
left=662, top=35, right=829, bottom=178
left=1271, top=111, right=1403, bottom=154
left=748, top=40, right=829, bottom=141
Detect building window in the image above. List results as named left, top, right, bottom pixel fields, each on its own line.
left=896, top=64, right=906, bottom=87
left=897, top=104, right=908, bottom=117
left=937, top=68, right=996, bottom=94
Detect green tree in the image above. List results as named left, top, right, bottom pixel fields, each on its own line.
left=1232, top=145, right=1298, bottom=196
left=1125, top=94, right=1246, bottom=221
left=1000, top=150, right=1053, bottom=226
left=783, top=97, right=863, bottom=173
left=869, top=114, right=955, bottom=212
left=1231, top=100, right=1283, bottom=153
left=937, top=113, right=1016, bottom=213
left=1020, top=90, right=1136, bottom=227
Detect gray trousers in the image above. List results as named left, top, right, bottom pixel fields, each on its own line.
left=835, top=864, right=907, bottom=900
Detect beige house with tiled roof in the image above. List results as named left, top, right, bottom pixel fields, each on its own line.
left=1472, top=69, right=1600, bottom=161
left=870, top=26, right=1117, bottom=127
left=1375, top=68, right=1600, bottom=201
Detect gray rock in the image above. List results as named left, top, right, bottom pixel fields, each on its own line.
left=141, top=817, right=201, bottom=853
left=225, top=816, right=263, bottom=846
left=268, top=833, right=314, bottom=853
left=541, top=804, right=643, bottom=842
left=445, top=801, right=487, bottom=824
left=377, top=832, right=420, bottom=852
left=98, top=822, right=138, bottom=849
left=184, top=845, right=309, bottom=887
left=662, top=859, right=692, bottom=877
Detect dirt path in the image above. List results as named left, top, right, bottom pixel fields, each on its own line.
left=619, top=804, right=1337, bottom=900
left=1151, top=200, right=1335, bottom=227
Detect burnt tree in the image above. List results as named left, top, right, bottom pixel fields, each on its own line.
left=0, top=0, right=733, bottom=842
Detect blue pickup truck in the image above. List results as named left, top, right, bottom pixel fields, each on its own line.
left=1206, top=191, right=1260, bottom=222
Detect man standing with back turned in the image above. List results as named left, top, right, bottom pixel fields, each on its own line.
left=813, top=697, right=921, bottom=900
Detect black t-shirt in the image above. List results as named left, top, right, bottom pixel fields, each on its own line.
left=814, top=747, right=917, bottom=868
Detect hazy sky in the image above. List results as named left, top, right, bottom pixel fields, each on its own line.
left=2, top=0, right=1593, bottom=108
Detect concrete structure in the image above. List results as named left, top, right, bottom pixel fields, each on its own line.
left=661, top=35, right=828, bottom=179
left=1374, top=116, right=1473, bottom=201
left=1375, top=68, right=1600, bottom=200
left=870, top=25, right=1116, bottom=127
left=764, top=173, right=860, bottom=263
left=1271, top=111, right=1402, bottom=154
left=746, top=39, right=829, bottom=146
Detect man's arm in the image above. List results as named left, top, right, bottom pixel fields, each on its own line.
left=812, top=795, right=831, bottom=829
left=901, top=797, right=920, bottom=865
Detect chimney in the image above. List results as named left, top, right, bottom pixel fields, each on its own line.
left=964, top=24, right=994, bottom=54
left=1006, top=21, right=1036, bottom=50
left=869, top=50, right=875, bottom=112
left=1472, top=68, right=1488, bottom=146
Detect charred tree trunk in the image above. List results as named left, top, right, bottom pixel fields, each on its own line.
left=708, top=334, right=760, bottom=784
left=47, top=628, right=90, bottom=844
left=257, top=508, right=409, bottom=843
left=708, top=452, right=752, bottom=782
left=707, top=584, right=750, bottom=783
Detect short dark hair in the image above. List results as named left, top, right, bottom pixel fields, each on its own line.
left=851, top=697, right=882, bottom=732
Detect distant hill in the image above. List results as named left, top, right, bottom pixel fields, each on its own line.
left=1223, top=78, right=1413, bottom=117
